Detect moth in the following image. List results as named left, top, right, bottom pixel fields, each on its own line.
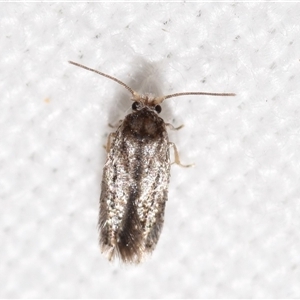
left=69, top=61, right=235, bottom=263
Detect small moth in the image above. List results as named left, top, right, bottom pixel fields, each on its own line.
left=69, top=61, right=235, bottom=264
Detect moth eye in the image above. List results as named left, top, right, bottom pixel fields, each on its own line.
left=132, top=102, right=139, bottom=111
left=155, top=105, right=162, bottom=114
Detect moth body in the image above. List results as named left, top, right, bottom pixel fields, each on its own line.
left=100, top=101, right=170, bottom=263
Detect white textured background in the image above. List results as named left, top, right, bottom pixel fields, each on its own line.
left=1, top=2, right=300, bottom=298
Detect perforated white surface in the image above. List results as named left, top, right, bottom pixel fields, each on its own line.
left=1, top=2, right=300, bottom=298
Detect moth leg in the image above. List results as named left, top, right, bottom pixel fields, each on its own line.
left=166, top=123, right=184, bottom=131
left=104, top=132, right=116, bottom=153
left=169, top=142, right=194, bottom=168
left=104, top=121, right=121, bottom=151
left=108, top=120, right=122, bottom=129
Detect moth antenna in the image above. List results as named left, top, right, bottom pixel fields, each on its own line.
left=154, top=91, right=236, bottom=105
left=68, top=61, right=140, bottom=100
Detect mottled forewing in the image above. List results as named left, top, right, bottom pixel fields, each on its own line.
left=99, top=111, right=170, bottom=263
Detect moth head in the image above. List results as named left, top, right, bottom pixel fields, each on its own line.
left=131, top=92, right=163, bottom=114
left=131, top=100, right=162, bottom=114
